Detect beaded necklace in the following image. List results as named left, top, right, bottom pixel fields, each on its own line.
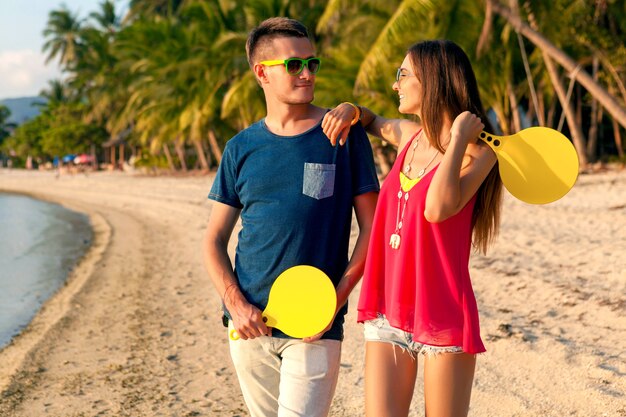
left=389, top=132, right=439, bottom=250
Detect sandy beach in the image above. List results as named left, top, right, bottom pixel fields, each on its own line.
left=0, top=168, right=624, bottom=417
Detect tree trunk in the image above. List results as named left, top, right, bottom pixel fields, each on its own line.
left=119, top=144, right=125, bottom=167
left=200, top=139, right=213, bottom=169
left=546, top=94, right=557, bottom=128
left=526, top=97, right=536, bottom=127
left=91, top=143, right=97, bottom=170
left=576, top=84, right=583, bottom=132
left=586, top=56, right=600, bottom=161
left=493, top=105, right=509, bottom=135
left=613, top=119, right=624, bottom=159
left=174, top=139, right=188, bottom=172
left=507, top=79, right=522, bottom=132
left=202, top=139, right=213, bottom=169
left=537, top=86, right=547, bottom=127
left=542, top=53, right=589, bottom=167
left=193, top=139, right=210, bottom=171
left=207, top=130, right=223, bottom=164
left=476, top=0, right=494, bottom=57
left=162, top=144, right=176, bottom=171
left=515, top=27, right=544, bottom=126
left=489, top=0, right=626, bottom=130
left=371, top=141, right=391, bottom=178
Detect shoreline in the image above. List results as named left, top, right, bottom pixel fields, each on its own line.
left=0, top=190, right=93, bottom=349
left=0, top=189, right=111, bottom=394
left=0, top=168, right=624, bottom=416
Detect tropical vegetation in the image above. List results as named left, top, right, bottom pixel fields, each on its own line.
left=0, top=105, right=15, bottom=145
left=2, top=0, right=625, bottom=173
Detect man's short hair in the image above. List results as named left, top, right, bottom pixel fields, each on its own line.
left=246, top=17, right=310, bottom=67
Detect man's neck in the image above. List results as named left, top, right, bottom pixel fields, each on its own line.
left=264, top=102, right=325, bottom=136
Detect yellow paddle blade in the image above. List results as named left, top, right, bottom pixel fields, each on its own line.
left=263, top=265, right=337, bottom=339
left=478, top=127, right=579, bottom=204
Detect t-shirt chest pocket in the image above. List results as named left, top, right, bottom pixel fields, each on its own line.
left=302, top=162, right=336, bottom=200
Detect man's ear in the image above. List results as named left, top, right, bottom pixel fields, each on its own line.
left=253, top=63, right=268, bottom=84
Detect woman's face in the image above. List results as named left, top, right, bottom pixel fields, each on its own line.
left=393, top=54, right=422, bottom=116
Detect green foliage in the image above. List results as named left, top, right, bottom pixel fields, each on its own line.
left=42, top=6, right=83, bottom=69
left=133, top=149, right=171, bottom=168
left=8, top=0, right=622, bottom=170
left=2, top=103, right=107, bottom=161
left=40, top=104, right=108, bottom=156
left=2, top=115, right=47, bottom=159
left=0, top=105, right=15, bottom=146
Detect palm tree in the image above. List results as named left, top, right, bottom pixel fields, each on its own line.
left=32, top=0, right=626, bottom=174
left=78, top=1, right=124, bottom=125
left=39, top=79, right=72, bottom=106
left=316, top=0, right=520, bottom=172
left=487, top=0, right=626, bottom=165
left=42, top=6, right=83, bottom=70
left=112, top=18, right=181, bottom=169
left=89, top=0, right=120, bottom=33
left=177, top=1, right=251, bottom=166
left=184, top=0, right=332, bottom=129
left=124, top=0, right=185, bottom=22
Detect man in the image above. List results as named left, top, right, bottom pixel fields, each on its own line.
left=203, top=17, right=379, bottom=417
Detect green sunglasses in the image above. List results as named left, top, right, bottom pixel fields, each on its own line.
left=260, top=57, right=322, bottom=75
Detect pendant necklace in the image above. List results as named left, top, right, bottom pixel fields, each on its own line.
left=389, top=133, right=439, bottom=250
left=403, top=134, right=420, bottom=176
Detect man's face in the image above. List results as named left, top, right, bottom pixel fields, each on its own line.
left=255, top=36, right=317, bottom=105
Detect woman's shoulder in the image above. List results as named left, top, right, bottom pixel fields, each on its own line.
left=396, top=120, right=422, bottom=153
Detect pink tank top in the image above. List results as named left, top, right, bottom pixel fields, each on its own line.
left=357, top=132, right=486, bottom=353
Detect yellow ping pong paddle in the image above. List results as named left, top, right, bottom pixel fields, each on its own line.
left=478, top=127, right=579, bottom=204
left=229, top=265, right=337, bottom=340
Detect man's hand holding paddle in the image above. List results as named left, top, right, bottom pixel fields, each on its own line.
left=225, top=286, right=270, bottom=340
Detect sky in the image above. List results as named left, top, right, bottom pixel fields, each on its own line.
left=0, top=0, right=124, bottom=99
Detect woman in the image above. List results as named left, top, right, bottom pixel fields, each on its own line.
left=322, top=40, right=503, bottom=417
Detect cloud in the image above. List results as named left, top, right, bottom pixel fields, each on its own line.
left=0, top=49, right=62, bottom=99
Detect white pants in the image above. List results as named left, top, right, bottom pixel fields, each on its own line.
left=228, top=324, right=341, bottom=417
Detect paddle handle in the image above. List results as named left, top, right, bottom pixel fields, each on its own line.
left=477, top=131, right=503, bottom=148
left=228, top=316, right=269, bottom=340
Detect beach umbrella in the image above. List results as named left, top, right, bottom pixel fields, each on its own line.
left=73, top=154, right=94, bottom=164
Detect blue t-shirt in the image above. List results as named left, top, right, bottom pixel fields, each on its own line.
left=209, top=117, right=379, bottom=340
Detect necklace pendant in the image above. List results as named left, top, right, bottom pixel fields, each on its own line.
left=417, top=168, right=426, bottom=177
left=403, top=165, right=411, bottom=175
left=389, top=233, right=401, bottom=249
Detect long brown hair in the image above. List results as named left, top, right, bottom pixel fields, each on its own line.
left=407, top=40, right=502, bottom=253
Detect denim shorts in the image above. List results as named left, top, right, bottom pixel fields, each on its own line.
left=363, top=314, right=463, bottom=358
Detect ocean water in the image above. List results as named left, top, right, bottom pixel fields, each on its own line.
left=0, top=193, right=92, bottom=348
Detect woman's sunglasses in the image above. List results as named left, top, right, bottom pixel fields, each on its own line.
left=260, top=57, right=322, bottom=75
left=396, top=68, right=415, bottom=83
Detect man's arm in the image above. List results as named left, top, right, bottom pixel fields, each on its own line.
left=303, top=190, right=378, bottom=342
left=203, top=201, right=268, bottom=340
